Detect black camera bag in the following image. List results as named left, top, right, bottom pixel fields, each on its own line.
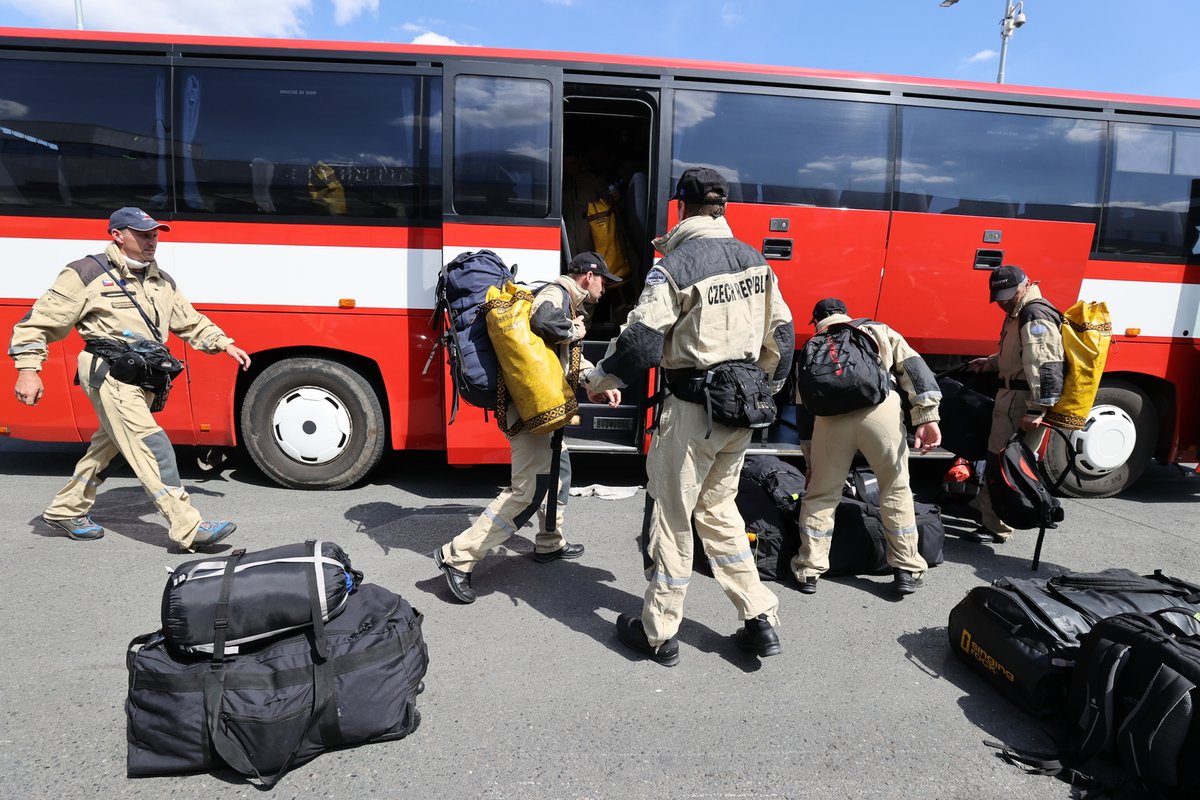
left=127, top=582, right=427, bottom=787
left=668, top=360, right=777, bottom=437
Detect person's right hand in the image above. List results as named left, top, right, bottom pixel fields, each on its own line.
left=15, top=370, right=43, bottom=406
left=967, top=356, right=992, bottom=372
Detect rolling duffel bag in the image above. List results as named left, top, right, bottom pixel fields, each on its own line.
left=947, top=569, right=1200, bottom=716
left=127, top=582, right=428, bottom=787
left=162, top=540, right=362, bottom=653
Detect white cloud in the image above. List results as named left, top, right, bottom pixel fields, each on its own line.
left=331, top=0, right=377, bottom=26
left=0, top=0, right=313, bottom=37
left=544, top=0, right=577, bottom=5
left=721, top=3, right=742, bottom=27
left=0, top=99, right=31, bottom=119
left=965, top=49, right=998, bottom=65
left=411, top=31, right=467, bottom=47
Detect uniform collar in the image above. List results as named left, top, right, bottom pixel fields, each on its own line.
left=813, top=312, right=852, bottom=334
left=105, top=242, right=161, bottom=281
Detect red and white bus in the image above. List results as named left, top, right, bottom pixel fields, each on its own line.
left=1, top=27, right=1196, bottom=497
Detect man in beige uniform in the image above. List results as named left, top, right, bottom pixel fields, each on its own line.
left=966, top=264, right=1064, bottom=542
left=792, top=298, right=942, bottom=598
left=11, top=207, right=251, bottom=551
left=433, top=251, right=622, bottom=604
left=585, top=168, right=794, bottom=666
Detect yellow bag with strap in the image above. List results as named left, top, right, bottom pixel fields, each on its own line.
left=1045, top=300, right=1112, bottom=430
left=484, top=282, right=580, bottom=436
left=585, top=195, right=632, bottom=280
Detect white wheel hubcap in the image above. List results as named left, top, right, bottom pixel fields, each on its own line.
left=1066, top=403, right=1137, bottom=476
left=271, top=386, right=352, bottom=465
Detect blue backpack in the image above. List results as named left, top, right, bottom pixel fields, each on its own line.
left=430, top=250, right=515, bottom=420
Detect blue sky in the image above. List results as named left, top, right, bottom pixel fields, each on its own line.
left=1, top=1, right=1198, bottom=100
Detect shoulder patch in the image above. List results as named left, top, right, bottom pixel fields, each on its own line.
left=1029, top=323, right=1049, bottom=336
left=645, top=268, right=667, bottom=287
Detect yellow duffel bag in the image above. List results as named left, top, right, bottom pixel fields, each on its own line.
left=484, top=282, right=579, bottom=436
left=1045, top=300, right=1112, bottom=430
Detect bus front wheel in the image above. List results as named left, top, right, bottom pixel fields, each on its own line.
left=241, top=358, right=386, bottom=490
left=1041, top=380, right=1157, bottom=499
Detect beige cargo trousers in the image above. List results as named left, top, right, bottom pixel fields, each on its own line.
left=439, top=428, right=571, bottom=570
left=42, top=351, right=203, bottom=548
left=792, top=391, right=928, bottom=579
left=641, top=397, right=780, bottom=648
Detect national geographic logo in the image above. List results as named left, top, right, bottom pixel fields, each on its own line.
left=960, top=629, right=1015, bottom=682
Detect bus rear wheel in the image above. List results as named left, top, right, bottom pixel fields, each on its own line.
left=1041, top=380, right=1157, bottom=499
left=241, top=358, right=385, bottom=490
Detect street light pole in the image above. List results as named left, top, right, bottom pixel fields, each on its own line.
left=997, top=0, right=1025, bottom=84
left=74, top=0, right=84, bottom=30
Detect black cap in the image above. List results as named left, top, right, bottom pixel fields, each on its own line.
left=810, top=297, right=848, bottom=324
left=674, top=167, right=728, bottom=204
left=567, top=251, right=624, bottom=285
left=989, top=264, right=1027, bottom=302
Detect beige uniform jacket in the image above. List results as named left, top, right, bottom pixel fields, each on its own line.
left=993, top=284, right=1064, bottom=413
left=10, top=243, right=234, bottom=371
left=584, top=215, right=794, bottom=393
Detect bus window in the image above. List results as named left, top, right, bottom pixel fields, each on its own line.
left=174, top=67, right=441, bottom=220
left=898, top=106, right=1103, bottom=224
left=452, top=75, right=551, bottom=218
left=1100, top=122, right=1200, bottom=259
left=0, top=58, right=167, bottom=211
left=671, top=90, right=891, bottom=211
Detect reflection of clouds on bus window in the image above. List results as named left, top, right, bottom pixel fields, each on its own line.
left=0, top=99, right=29, bottom=119
left=669, top=158, right=739, bottom=184
left=1115, top=126, right=1171, bottom=174
left=455, top=78, right=549, bottom=129
left=672, top=91, right=718, bottom=131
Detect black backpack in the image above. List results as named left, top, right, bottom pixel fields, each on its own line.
left=993, top=607, right=1200, bottom=799
left=796, top=319, right=891, bottom=417
left=430, top=250, right=515, bottom=420
left=985, top=434, right=1069, bottom=569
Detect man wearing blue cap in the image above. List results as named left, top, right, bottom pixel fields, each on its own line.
left=10, top=208, right=251, bottom=551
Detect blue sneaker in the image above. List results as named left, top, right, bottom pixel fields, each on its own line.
left=42, top=515, right=105, bottom=541
left=189, top=521, right=237, bottom=551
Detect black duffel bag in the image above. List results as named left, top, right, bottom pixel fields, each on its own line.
left=162, top=540, right=362, bottom=654
left=936, top=367, right=994, bottom=462
left=127, top=582, right=427, bottom=787
left=947, top=569, right=1200, bottom=716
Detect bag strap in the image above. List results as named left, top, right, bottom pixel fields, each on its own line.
left=86, top=255, right=164, bottom=343
left=545, top=428, right=565, bottom=533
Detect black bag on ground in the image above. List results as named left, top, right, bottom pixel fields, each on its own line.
left=993, top=609, right=1200, bottom=799
left=936, top=369, right=994, bottom=462
left=741, top=455, right=806, bottom=519
left=127, top=582, right=427, bottom=787
left=162, top=540, right=362, bottom=654
left=795, top=319, right=891, bottom=417
left=832, top=467, right=945, bottom=573
left=947, top=569, right=1200, bottom=716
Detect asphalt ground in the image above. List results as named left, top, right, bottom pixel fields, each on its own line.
left=0, top=438, right=1197, bottom=800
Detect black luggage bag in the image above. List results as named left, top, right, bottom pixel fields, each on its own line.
left=947, top=569, right=1200, bottom=716
left=162, top=540, right=362, bottom=654
left=127, top=582, right=428, bottom=787
left=825, top=467, right=945, bottom=575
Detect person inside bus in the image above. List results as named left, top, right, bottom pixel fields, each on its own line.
left=583, top=167, right=794, bottom=666
left=10, top=207, right=251, bottom=551
left=433, top=252, right=623, bottom=605
left=965, top=264, right=1064, bottom=543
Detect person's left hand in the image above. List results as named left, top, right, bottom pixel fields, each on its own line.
left=225, top=344, right=251, bottom=371
left=913, top=422, right=942, bottom=453
left=587, top=388, right=621, bottom=407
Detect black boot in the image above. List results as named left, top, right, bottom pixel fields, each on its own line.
left=733, top=614, right=782, bottom=657
left=615, top=613, right=680, bottom=666
left=433, top=547, right=476, bottom=604
left=893, top=568, right=924, bottom=597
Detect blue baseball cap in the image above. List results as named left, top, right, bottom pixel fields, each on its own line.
left=108, top=207, right=171, bottom=233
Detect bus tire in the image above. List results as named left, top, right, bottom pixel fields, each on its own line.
left=1041, top=380, right=1156, bottom=499
left=241, top=358, right=386, bottom=490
